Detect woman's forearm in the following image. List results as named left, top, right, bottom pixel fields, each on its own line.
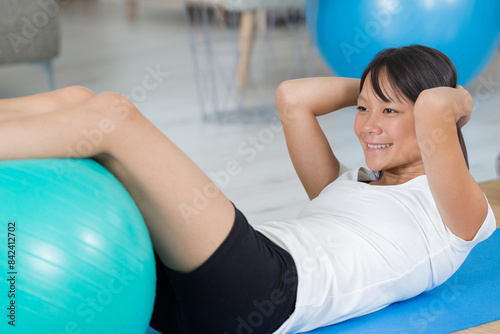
left=275, top=77, right=359, bottom=199
left=414, top=87, right=486, bottom=241
left=276, top=77, right=360, bottom=117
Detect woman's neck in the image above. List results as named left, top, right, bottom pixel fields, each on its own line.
left=370, top=165, right=425, bottom=186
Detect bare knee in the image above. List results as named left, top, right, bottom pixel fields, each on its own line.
left=90, top=91, right=141, bottom=123
left=59, top=86, right=95, bottom=105
left=82, top=92, right=146, bottom=152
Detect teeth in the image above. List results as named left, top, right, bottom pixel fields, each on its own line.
left=368, top=143, right=392, bottom=149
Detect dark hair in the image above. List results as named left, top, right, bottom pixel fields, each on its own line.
left=359, top=45, right=469, bottom=170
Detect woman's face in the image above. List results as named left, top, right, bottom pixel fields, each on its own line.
left=354, top=75, right=423, bottom=173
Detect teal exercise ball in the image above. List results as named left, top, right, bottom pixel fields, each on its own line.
left=0, top=159, right=156, bottom=334
left=306, top=0, right=500, bottom=86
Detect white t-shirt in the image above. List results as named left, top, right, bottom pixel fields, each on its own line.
left=253, top=165, right=496, bottom=334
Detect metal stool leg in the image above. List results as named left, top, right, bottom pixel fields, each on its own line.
left=496, top=150, right=500, bottom=180
left=29, top=60, right=55, bottom=91
left=41, top=59, right=55, bottom=91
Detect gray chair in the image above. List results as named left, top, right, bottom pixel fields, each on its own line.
left=0, top=0, right=61, bottom=91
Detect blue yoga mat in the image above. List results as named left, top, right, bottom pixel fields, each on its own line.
left=146, top=229, right=499, bottom=334
left=306, top=228, right=500, bottom=334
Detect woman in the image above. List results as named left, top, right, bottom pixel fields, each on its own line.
left=0, top=45, right=495, bottom=333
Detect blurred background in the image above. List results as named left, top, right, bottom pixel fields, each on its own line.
left=0, top=0, right=499, bottom=225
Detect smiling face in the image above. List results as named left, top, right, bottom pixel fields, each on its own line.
left=354, top=72, right=424, bottom=175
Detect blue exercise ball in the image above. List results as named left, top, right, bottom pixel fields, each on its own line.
left=307, top=0, right=500, bottom=86
left=0, top=159, right=156, bottom=334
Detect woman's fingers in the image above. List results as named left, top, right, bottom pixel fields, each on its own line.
left=454, top=86, right=473, bottom=126
left=457, top=114, right=471, bottom=129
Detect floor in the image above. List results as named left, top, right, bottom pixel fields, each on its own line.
left=480, top=180, right=500, bottom=227
left=0, top=0, right=499, bottom=225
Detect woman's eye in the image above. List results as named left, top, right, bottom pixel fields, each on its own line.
left=384, top=108, right=397, bottom=114
left=356, top=106, right=367, bottom=112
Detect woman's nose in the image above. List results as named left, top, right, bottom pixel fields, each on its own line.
left=363, top=113, right=382, bottom=135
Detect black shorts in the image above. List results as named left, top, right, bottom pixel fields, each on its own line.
left=149, top=205, right=298, bottom=334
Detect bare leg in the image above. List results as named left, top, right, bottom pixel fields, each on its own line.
left=0, top=92, right=234, bottom=273
left=0, top=86, right=95, bottom=121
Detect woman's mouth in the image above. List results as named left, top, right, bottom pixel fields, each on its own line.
left=367, top=143, right=393, bottom=150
